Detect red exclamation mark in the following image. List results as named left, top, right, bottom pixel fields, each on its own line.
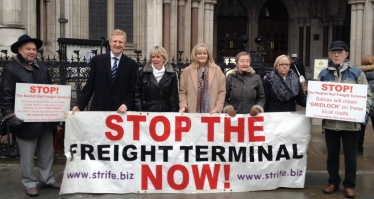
left=224, top=165, right=230, bottom=189
left=56, top=87, right=59, bottom=94
left=350, top=86, right=353, bottom=93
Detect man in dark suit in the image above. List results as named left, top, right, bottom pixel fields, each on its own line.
left=72, top=29, right=138, bottom=113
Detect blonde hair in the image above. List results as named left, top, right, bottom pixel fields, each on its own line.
left=190, top=43, right=215, bottom=68
left=235, top=51, right=251, bottom=64
left=148, top=46, right=169, bottom=64
left=110, top=29, right=127, bottom=43
left=273, top=55, right=291, bottom=68
left=361, top=55, right=374, bottom=65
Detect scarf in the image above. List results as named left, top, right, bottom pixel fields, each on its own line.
left=151, top=64, right=165, bottom=83
left=268, top=69, right=300, bottom=101
left=196, top=66, right=210, bottom=113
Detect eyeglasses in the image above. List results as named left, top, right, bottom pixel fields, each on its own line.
left=277, top=63, right=290, bottom=67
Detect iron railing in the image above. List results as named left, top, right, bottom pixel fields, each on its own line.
left=0, top=51, right=270, bottom=105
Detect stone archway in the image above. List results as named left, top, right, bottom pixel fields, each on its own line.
left=215, top=0, right=249, bottom=63
left=257, top=0, right=289, bottom=65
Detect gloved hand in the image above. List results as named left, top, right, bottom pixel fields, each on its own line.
left=6, top=116, right=24, bottom=127
left=249, top=107, right=260, bottom=116
left=226, top=107, right=237, bottom=117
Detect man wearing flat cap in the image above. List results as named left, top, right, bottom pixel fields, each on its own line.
left=0, top=34, right=61, bottom=196
left=316, top=40, right=372, bottom=198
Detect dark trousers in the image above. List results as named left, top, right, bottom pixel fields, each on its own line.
left=325, top=129, right=358, bottom=188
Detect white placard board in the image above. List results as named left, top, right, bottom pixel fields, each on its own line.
left=14, top=83, right=71, bottom=122
left=313, top=59, right=328, bottom=80
left=306, top=81, right=367, bottom=122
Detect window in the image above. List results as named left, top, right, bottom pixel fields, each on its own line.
left=115, top=0, right=133, bottom=43
left=89, top=0, right=107, bottom=40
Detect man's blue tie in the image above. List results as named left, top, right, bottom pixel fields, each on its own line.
left=112, top=57, right=118, bottom=79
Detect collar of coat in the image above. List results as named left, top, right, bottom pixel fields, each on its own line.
left=230, top=66, right=255, bottom=75
left=357, top=64, right=374, bottom=72
left=327, top=61, right=350, bottom=72
left=15, top=54, right=40, bottom=71
left=142, top=62, right=174, bottom=73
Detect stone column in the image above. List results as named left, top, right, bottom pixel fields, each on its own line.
left=0, top=0, right=25, bottom=51
left=355, top=3, right=364, bottom=64
left=305, top=18, right=311, bottom=67
left=177, top=0, right=186, bottom=52
left=204, top=0, right=216, bottom=53
left=146, top=0, right=163, bottom=57
left=363, top=0, right=373, bottom=55
left=349, top=1, right=357, bottom=65
left=298, top=18, right=304, bottom=63
left=107, top=0, right=115, bottom=39
left=191, top=0, right=200, bottom=48
left=322, top=18, right=330, bottom=57
left=59, top=0, right=68, bottom=38
left=163, top=0, right=171, bottom=54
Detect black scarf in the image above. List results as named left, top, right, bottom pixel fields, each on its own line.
left=268, top=69, right=300, bottom=101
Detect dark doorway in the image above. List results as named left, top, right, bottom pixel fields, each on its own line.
left=258, top=0, right=289, bottom=66
left=216, top=0, right=247, bottom=63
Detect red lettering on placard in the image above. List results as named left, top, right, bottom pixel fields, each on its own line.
left=175, top=116, right=191, bottom=141
left=29, top=86, right=59, bottom=94
left=141, top=165, right=162, bottom=190
left=167, top=165, right=189, bottom=190
left=321, top=83, right=353, bottom=92
left=127, top=115, right=146, bottom=140
left=201, top=117, right=220, bottom=142
left=248, top=116, right=265, bottom=142
left=105, top=115, right=124, bottom=141
left=191, top=164, right=220, bottom=190
left=149, top=116, right=170, bottom=142
left=224, top=117, right=245, bottom=142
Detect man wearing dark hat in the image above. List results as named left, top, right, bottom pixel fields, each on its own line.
left=0, top=34, right=61, bottom=196
left=316, top=40, right=372, bottom=198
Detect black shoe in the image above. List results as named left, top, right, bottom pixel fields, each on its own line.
left=357, top=147, right=363, bottom=153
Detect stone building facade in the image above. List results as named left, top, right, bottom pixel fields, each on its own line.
left=0, top=0, right=373, bottom=76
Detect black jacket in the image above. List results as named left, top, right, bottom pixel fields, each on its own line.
left=134, top=62, right=179, bottom=112
left=0, top=55, right=56, bottom=139
left=263, top=71, right=306, bottom=112
left=76, top=53, right=138, bottom=111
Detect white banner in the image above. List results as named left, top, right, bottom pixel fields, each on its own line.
left=14, top=83, right=71, bottom=122
left=306, top=81, right=367, bottom=122
left=61, top=112, right=311, bottom=194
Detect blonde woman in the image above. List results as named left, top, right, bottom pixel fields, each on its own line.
left=134, top=46, right=179, bottom=112
left=263, top=54, right=306, bottom=112
left=179, top=43, right=226, bottom=113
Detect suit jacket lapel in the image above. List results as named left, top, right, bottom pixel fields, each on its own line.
left=105, top=54, right=112, bottom=79
left=116, top=54, right=126, bottom=77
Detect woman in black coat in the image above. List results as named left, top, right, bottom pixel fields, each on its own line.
left=134, top=46, right=179, bottom=112
left=263, top=55, right=306, bottom=112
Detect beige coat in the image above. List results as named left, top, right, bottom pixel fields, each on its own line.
left=179, top=63, right=226, bottom=113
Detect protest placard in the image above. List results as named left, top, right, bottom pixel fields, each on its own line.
left=312, top=59, right=328, bottom=79
left=306, top=81, right=367, bottom=122
left=14, top=83, right=71, bottom=122
left=60, top=111, right=310, bottom=194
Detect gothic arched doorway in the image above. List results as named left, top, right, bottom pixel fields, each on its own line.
left=258, top=0, right=288, bottom=66
left=216, top=0, right=247, bottom=63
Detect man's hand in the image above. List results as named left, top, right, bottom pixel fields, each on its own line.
left=6, top=116, right=23, bottom=127
left=117, top=104, right=128, bottom=113
left=72, top=106, right=80, bottom=114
